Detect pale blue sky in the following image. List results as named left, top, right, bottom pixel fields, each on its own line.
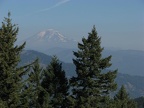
left=0, top=0, right=144, bottom=50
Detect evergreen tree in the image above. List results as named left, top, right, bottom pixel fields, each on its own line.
left=70, top=26, right=117, bottom=108
left=0, top=99, right=7, bottom=108
left=23, top=59, right=51, bottom=108
left=0, top=12, right=28, bottom=107
left=135, top=96, right=144, bottom=108
left=41, top=56, right=69, bottom=108
left=114, top=85, right=137, bottom=108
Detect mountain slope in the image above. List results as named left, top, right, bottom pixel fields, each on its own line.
left=103, top=49, right=144, bottom=76
left=116, top=73, right=144, bottom=98
left=20, top=29, right=144, bottom=76
left=23, top=29, right=77, bottom=52
left=20, top=50, right=52, bottom=66
left=20, top=50, right=75, bottom=77
left=46, top=48, right=144, bottom=76
left=20, top=50, right=144, bottom=98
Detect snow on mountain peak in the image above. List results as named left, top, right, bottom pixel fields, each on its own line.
left=37, top=29, right=67, bottom=42
left=24, top=29, right=77, bottom=51
left=38, top=31, right=46, bottom=38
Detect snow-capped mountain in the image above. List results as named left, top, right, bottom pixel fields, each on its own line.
left=34, top=29, right=68, bottom=42
left=23, top=29, right=77, bottom=53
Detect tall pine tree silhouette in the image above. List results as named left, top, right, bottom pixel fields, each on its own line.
left=41, top=56, right=69, bottom=108
left=114, top=85, right=137, bottom=108
left=70, top=26, right=117, bottom=108
left=22, top=59, right=51, bottom=108
left=0, top=12, right=29, bottom=107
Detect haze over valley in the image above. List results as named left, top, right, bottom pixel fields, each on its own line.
left=1, top=1, right=144, bottom=106
left=19, top=29, right=144, bottom=77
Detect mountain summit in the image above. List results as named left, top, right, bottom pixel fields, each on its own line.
left=36, top=29, right=68, bottom=42
left=24, top=29, right=77, bottom=52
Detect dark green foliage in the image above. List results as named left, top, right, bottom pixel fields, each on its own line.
left=135, top=96, right=144, bottom=108
left=70, top=26, right=117, bottom=107
left=0, top=12, right=28, bottom=107
left=21, top=59, right=51, bottom=108
left=0, top=13, right=138, bottom=107
left=114, top=85, right=137, bottom=108
left=41, top=56, right=69, bottom=108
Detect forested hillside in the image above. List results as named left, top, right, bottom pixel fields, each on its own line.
left=0, top=13, right=141, bottom=108
left=20, top=50, right=144, bottom=98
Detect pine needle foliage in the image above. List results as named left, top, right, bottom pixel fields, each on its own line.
left=0, top=12, right=28, bottom=107
left=41, top=56, right=69, bottom=108
left=70, top=26, right=117, bottom=108
left=114, top=85, right=137, bottom=108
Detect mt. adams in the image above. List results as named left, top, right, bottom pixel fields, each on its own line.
left=24, top=29, right=77, bottom=52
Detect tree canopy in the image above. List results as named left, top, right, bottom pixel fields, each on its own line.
left=0, top=12, right=28, bottom=107
left=0, top=13, right=138, bottom=108
left=70, top=26, right=117, bottom=108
